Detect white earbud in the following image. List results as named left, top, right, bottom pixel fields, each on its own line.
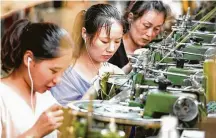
left=83, top=33, right=87, bottom=44
left=28, top=57, right=32, bottom=63
left=84, top=37, right=86, bottom=44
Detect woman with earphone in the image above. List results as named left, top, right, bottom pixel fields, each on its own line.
left=0, top=19, right=74, bottom=138
left=51, top=3, right=125, bottom=106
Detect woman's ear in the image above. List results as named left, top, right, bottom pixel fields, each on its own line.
left=23, top=50, right=34, bottom=68
left=127, top=12, right=134, bottom=23
left=82, top=27, right=87, bottom=43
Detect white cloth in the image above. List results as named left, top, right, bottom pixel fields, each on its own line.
left=98, top=63, right=125, bottom=77
left=0, top=82, right=58, bottom=138
left=93, top=63, right=125, bottom=91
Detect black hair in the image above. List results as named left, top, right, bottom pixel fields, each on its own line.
left=71, top=3, right=125, bottom=57
left=124, top=0, right=170, bottom=31
left=1, top=19, right=73, bottom=73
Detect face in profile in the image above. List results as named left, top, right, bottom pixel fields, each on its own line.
left=86, top=19, right=123, bottom=63
left=30, top=50, right=72, bottom=93
left=129, top=10, right=165, bottom=47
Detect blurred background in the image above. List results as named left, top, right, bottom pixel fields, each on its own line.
left=1, top=0, right=216, bottom=38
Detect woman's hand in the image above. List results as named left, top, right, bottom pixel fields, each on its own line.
left=20, top=104, right=64, bottom=138
left=122, top=62, right=132, bottom=74
left=99, top=63, right=125, bottom=76
left=33, top=104, right=64, bottom=137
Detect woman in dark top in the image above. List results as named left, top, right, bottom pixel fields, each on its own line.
left=109, top=1, right=170, bottom=74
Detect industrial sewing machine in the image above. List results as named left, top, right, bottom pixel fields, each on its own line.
left=57, top=7, right=216, bottom=138
left=96, top=20, right=215, bottom=129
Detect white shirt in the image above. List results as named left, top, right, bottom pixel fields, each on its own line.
left=0, top=82, right=58, bottom=138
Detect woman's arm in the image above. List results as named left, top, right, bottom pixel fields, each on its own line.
left=17, top=128, right=40, bottom=138
left=122, top=62, right=132, bottom=74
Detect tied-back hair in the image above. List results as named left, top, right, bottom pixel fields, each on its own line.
left=1, top=19, right=73, bottom=73
left=124, top=0, right=170, bottom=31
left=71, top=10, right=86, bottom=60
left=71, top=4, right=126, bottom=58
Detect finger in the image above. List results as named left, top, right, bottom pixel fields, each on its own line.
left=53, top=122, right=63, bottom=129
left=54, top=116, right=64, bottom=123
left=46, top=112, right=63, bottom=122
left=47, top=113, right=63, bottom=123
left=46, top=113, right=56, bottom=124
left=47, top=122, right=63, bottom=131
left=51, top=109, right=64, bottom=117
left=48, top=104, right=62, bottom=112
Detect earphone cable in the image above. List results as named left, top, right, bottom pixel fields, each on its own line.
left=85, top=43, right=102, bottom=80
left=28, top=60, right=34, bottom=114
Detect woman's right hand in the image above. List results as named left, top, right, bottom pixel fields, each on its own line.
left=30, top=104, right=64, bottom=137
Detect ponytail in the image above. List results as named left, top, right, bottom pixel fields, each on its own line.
left=71, top=10, right=86, bottom=59
left=1, top=19, right=30, bottom=73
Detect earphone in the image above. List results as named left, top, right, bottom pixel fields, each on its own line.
left=83, top=35, right=102, bottom=78
left=27, top=57, right=34, bottom=113
left=84, top=35, right=86, bottom=44
left=28, top=57, right=32, bottom=62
